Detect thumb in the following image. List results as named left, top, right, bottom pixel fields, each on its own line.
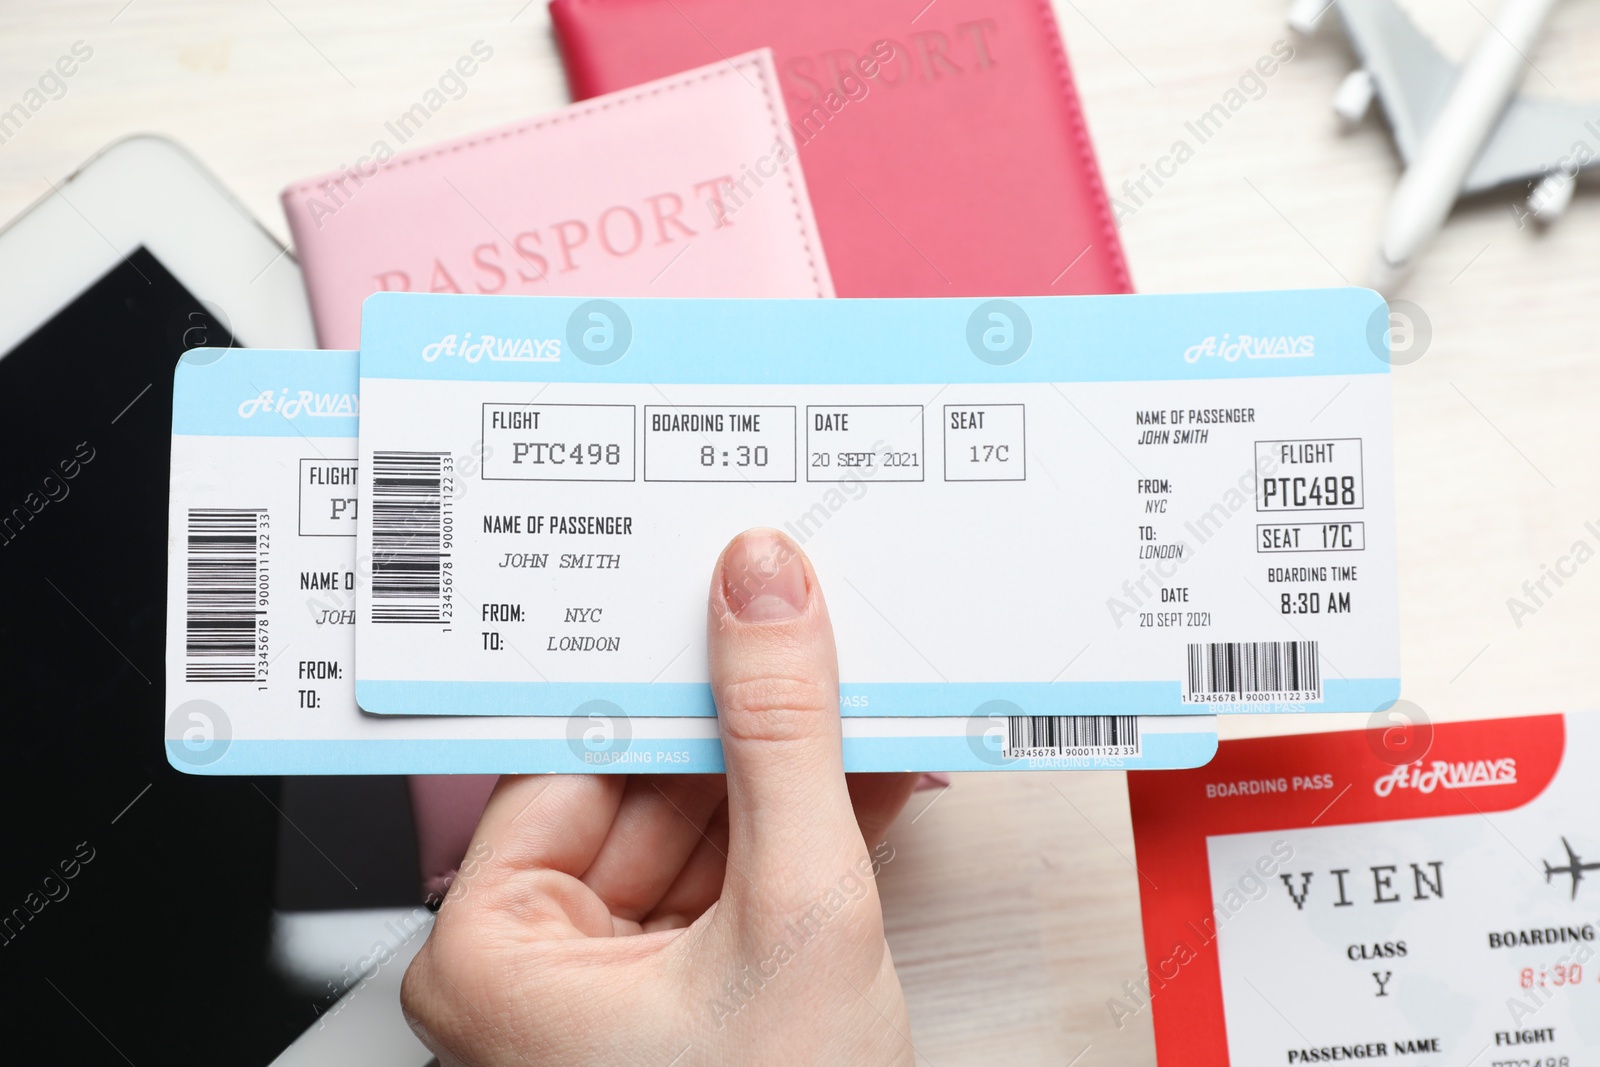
left=708, top=529, right=862, bottom=900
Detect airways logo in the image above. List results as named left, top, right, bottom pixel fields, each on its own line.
left=1184, top=333, right=1315, bottom=363
left=422, top=333, right=560, bottom=364
left=238, top=389, right=359, bottom=419
left=1373, top=757, right=1518, bottom=797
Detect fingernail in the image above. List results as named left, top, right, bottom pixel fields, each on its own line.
left=721, top=529, right=808, bottom=622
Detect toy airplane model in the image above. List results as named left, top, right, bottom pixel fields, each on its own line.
left=1290, top=0, right=1598, bottom=291
left=1543, top=836, right=1600, bottom=900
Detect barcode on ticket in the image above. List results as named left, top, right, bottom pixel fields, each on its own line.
left=1002, top=714, right=1141, bottom=758
left=184, top=507, right=265, bottom=683
left=1184, top=640, right=1322, bottom=703
left=370, top=451, right=449, bottom=624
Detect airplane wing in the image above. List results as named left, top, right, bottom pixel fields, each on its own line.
left=1464, top=94, right=1600, bottom=194
left=1327, top=0, right=1457, bottom=162
left=1325, top=0, right=1600, bottom=194
left=1565, top=836, right=1582, bottom=870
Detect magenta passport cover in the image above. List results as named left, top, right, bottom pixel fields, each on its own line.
left=550, top=0, right=1132, bottom=297
left=282, top=49, right=834, bottom=348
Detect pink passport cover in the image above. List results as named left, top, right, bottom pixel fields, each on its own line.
left=284, top=49, right=832, bottom=896
left=550, top=0, right=1133, bottom=297
left=282, top=48, right=833, bottom=348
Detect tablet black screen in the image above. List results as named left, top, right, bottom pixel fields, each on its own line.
left=0, top=248, right=411, bottom=1064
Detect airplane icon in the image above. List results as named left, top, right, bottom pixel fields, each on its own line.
left=1289, top=0, right=1600, bottom=291
left=1543, top=837, right=1600, bottom=901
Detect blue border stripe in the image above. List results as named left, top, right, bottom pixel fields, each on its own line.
left=355, top=678, right=1399, bottom=717
left=168, top=730, right=1219, bottom=775
left=360, top=291, right=1391, bottom=385
left=173, top=348, right=359, bottom=437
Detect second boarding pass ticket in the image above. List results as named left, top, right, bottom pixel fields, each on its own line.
left=354, top=291, right=1400, bottom=719
left=164, top=348, right=1217, bottom=774
left=1129, top=713, right=1600, bottom=1064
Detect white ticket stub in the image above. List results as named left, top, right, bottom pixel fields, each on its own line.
left=354, top=292, right=1399, bottom=719
left=163, top=349, right=1217, bottom=773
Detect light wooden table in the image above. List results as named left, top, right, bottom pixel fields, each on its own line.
left=5, top=1, right=1598, bottom=1062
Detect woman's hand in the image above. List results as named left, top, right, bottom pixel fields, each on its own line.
left=402, top=528, right=919, bottom=1065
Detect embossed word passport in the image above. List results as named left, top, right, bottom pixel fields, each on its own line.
left=1128, top=714, right=1595, bottom=1065
left=353, top=290, right=1400, bottom=721
left=165, top=348, right=1217, bottom=774
left=550, top=0, right=1133, bottom=297
left=282, top=49, right=832, bottom=348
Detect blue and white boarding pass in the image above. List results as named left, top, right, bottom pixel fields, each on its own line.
left=165, top=349, right=1217, bottom=773
left=356, top=291, right=1399, bottom=719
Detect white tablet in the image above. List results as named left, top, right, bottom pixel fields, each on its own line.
left=0, top=134, right=313, bottom=352
left=0, top=137, right=426, bottom=1066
